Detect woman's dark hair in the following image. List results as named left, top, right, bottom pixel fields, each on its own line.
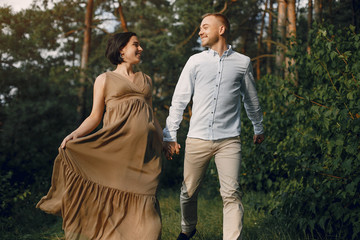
left=105, top=32, right=137, bottom=65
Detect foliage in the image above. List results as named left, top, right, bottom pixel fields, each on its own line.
left=0, top=64, right=79, bottom=213
left=240, top=25, right=360, bottom=239
left=0, top=4, right=81, bottom=220
left=316, top=1, right=360, bottom=33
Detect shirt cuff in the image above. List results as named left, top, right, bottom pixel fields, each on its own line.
left=253, top=123, right=264, bottom=135
left=163, top=128, right=177, bottom=142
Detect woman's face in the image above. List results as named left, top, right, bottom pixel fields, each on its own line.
left=120, top=36, right=143, bottom=65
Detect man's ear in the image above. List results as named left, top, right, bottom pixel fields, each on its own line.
left=219, top=25, right=226, bottom=36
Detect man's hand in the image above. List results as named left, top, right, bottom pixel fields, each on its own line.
left=163, top=141, right=181, bottom=160
left=253, top=134, right=265, bottom=144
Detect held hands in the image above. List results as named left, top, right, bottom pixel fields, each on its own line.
left=163, top=141, right=181, bottom=160
left=253, top=134, right=265, bottom=144
left=162, top=135, right=263, bottom=159
left=60, top=132, right=80, bottom=149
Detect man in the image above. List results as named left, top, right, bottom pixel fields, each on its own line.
left=163, top=13, right=264, bottom=240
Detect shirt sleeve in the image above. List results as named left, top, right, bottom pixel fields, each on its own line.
left=163, top=57, right=195, bottom=142
left=240, top=60, right=264, bottom=135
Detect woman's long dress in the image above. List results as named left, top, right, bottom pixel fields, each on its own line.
left=37, top=71, right=162, bottom=240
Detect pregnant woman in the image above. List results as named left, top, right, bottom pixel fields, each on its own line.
left=37, top=32, right=163, bottom=240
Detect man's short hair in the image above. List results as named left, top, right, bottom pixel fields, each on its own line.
left=202, top=13, right=230, bottom=39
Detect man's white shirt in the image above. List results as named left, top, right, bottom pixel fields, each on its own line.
left=163, top=45, right=264, bottom=142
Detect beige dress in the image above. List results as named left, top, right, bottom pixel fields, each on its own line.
left=37, top=71, right=162, bottom=240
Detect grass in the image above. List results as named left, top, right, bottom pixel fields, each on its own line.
left=5, top=189, right=317, bottom=240
left=159, top=189, right=306, bottom=240
left=4, top=188, right=342, bottom=240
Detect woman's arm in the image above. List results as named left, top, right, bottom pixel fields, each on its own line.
left=61, top=74, right=106, bottom=148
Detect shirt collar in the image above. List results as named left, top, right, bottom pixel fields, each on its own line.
left=207, top=45, right=233, bottom=57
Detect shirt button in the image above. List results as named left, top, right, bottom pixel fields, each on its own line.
left=209, top=125, right=211, bottom=127
left=214, top=98, right=216, bottom=100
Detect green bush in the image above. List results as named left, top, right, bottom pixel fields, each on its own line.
left=0, top=64, right=78, bottom=235
left=240, top=25, right=360, bottom=239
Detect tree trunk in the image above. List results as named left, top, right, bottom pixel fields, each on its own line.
left=77, top=0, right=94, bottom=121
left=275, top=0, right=287, bottom=76
left=353, top=0, right=360, bottom=33
left=256, top=0, right=268, bottom=80
left=241, top=33, right=248, bottom=54
left=328, top=0, right=333, bottom=24
left=314, top=0, right=322, bottom=23
left=287, top=0, right=296, bottom=40
left=241, top=24, right=251, bottom=54
left=118, top=0, right=128, bottom=32
left=307, top=0, right=312, bottom=54
left=285, top=0, right=297, bottom=85
left=266, top=0, right=274, bottom=74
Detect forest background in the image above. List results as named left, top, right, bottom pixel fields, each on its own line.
left=0, top=0, right=359, bottom=239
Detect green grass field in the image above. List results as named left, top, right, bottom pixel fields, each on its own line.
left=20, top=189, right=319, bottom=240
left=159, top=189, right=305, bottom=240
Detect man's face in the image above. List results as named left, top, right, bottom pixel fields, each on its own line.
left=199, top=16, right=221, bottom=47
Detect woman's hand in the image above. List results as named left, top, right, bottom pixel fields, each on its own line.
left=162, top=141, right=181, bottom=160
left=60, top=132, right=80, bottom=149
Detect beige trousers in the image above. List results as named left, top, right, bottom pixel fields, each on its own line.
left=180, top=136, right=244, bottom=240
